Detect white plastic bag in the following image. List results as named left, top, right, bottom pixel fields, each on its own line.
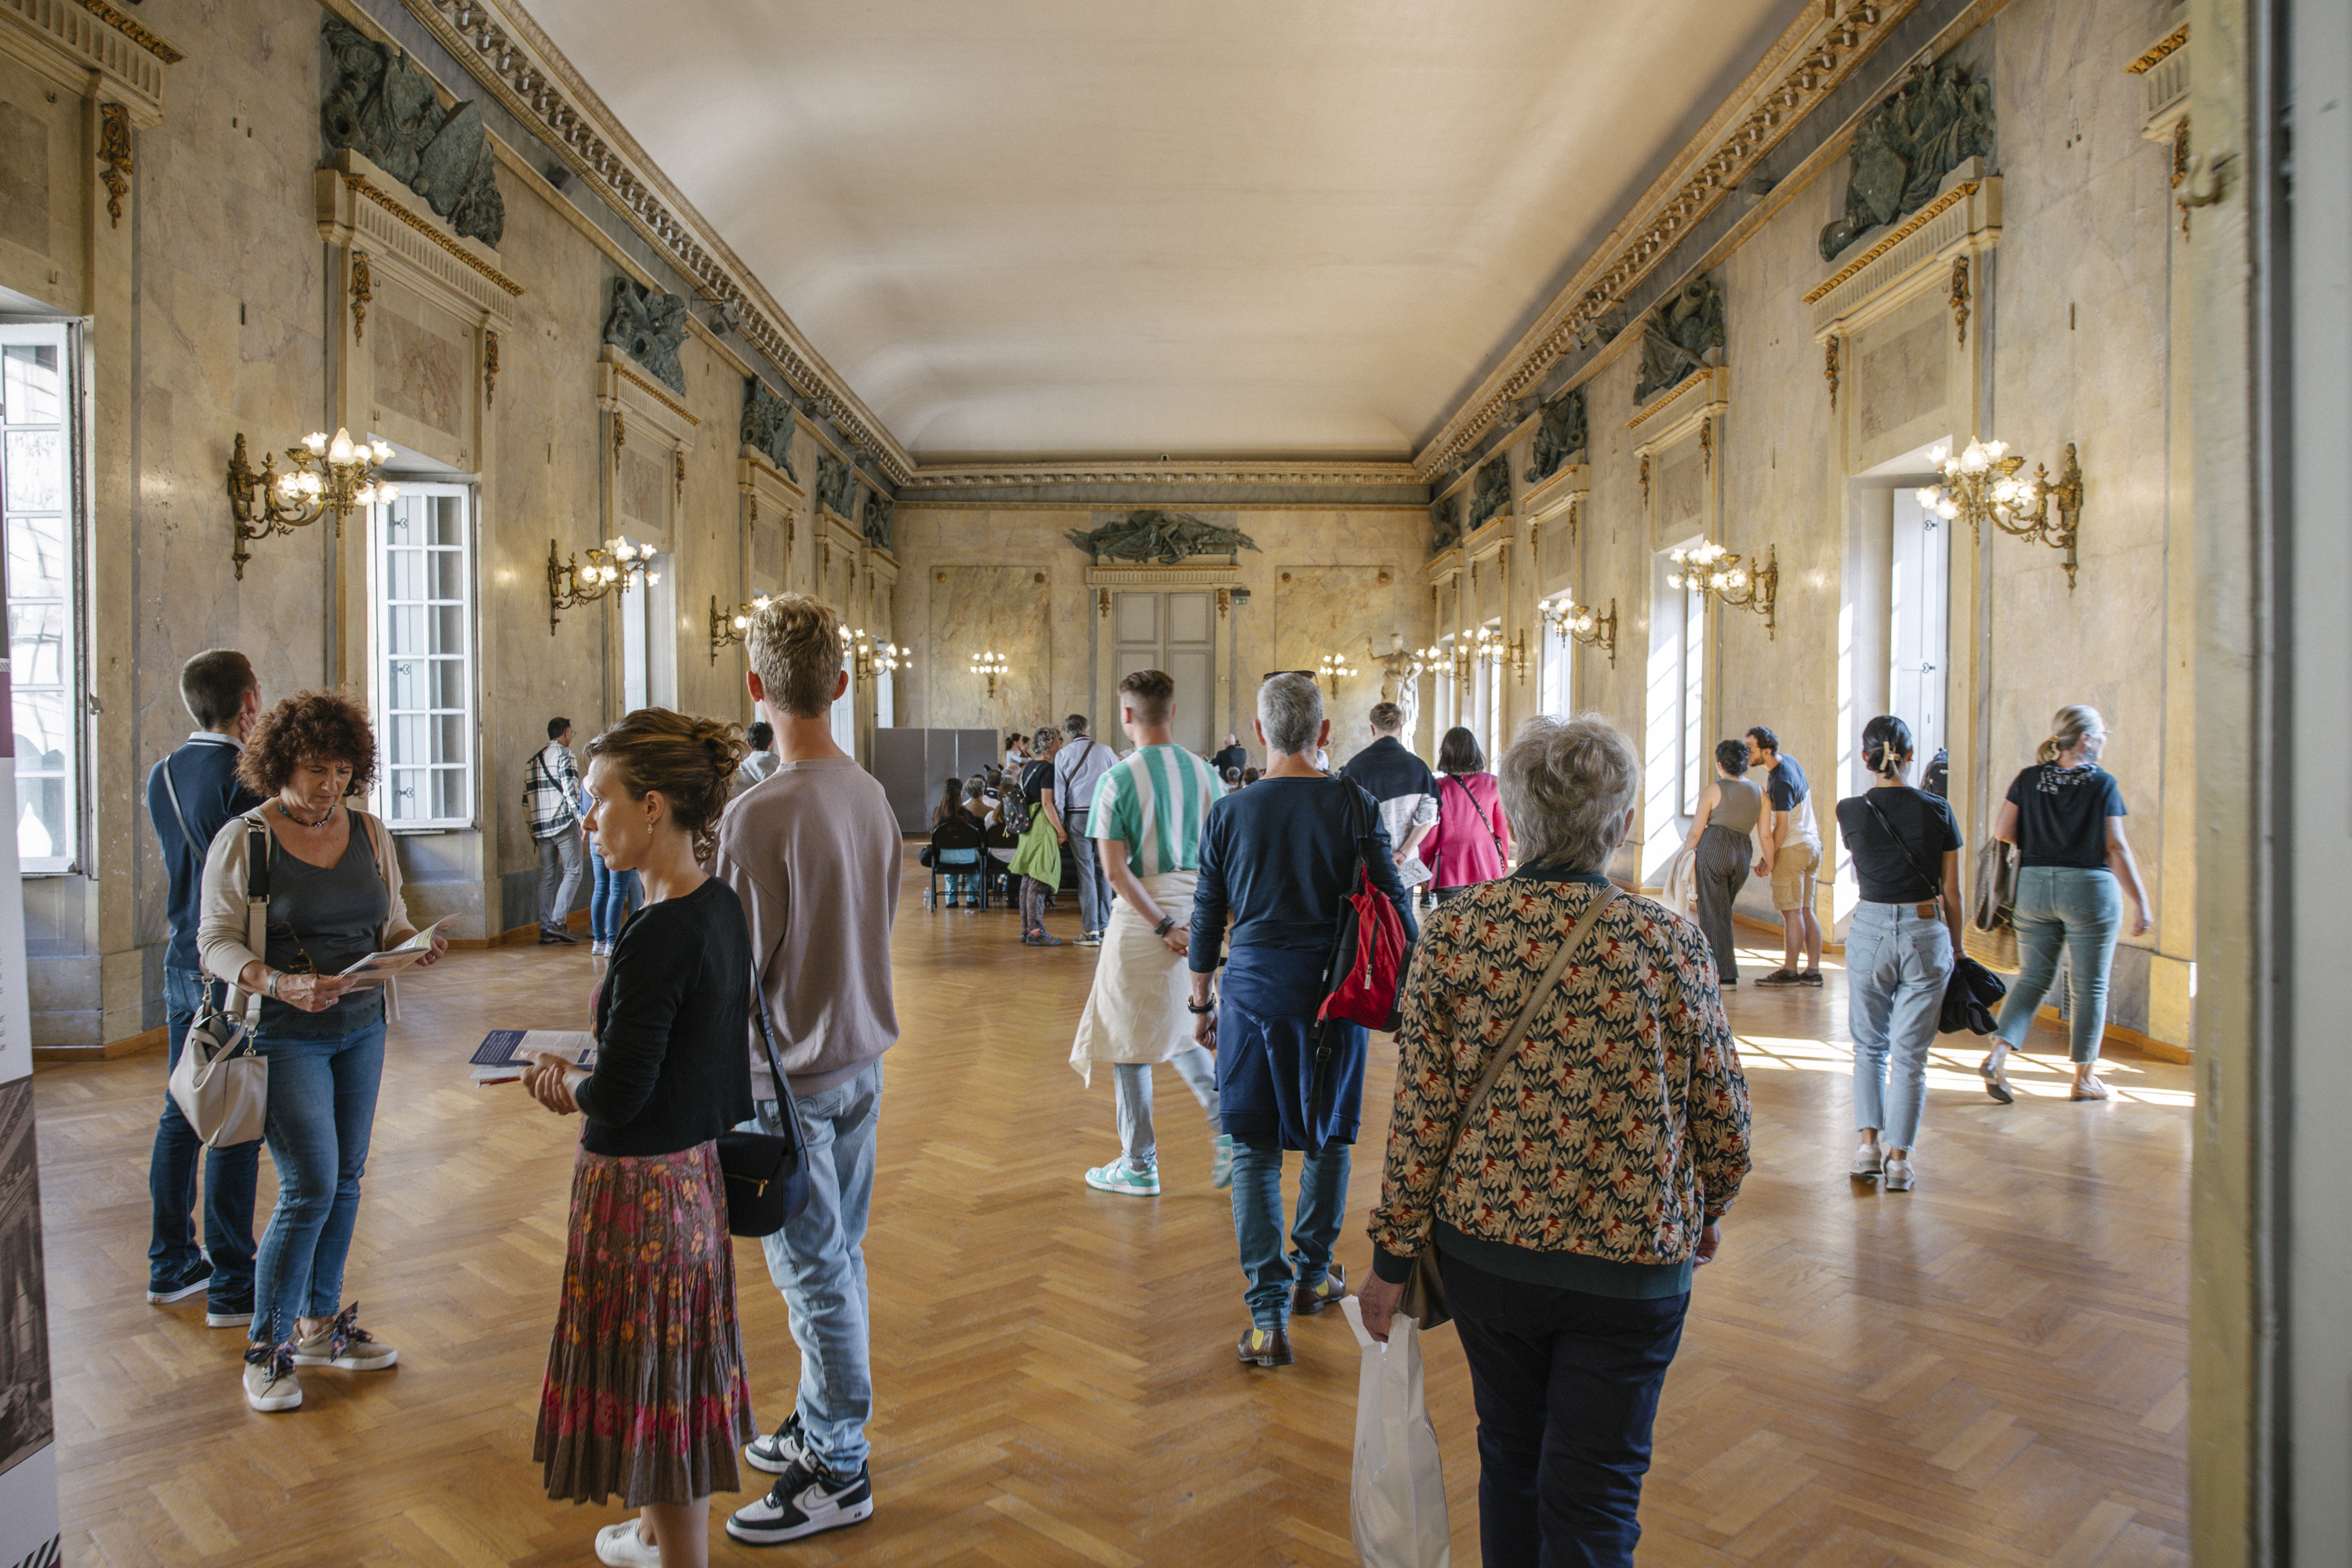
left=1342, top=1295, right=1451, bottom=1568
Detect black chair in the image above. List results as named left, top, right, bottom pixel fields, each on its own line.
left=925, top=816, right=987, bottom=911
left=982, top=818, right=1022, bottom=910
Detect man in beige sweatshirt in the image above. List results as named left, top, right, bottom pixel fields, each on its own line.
left=714, top=594, right=902, bottom=1548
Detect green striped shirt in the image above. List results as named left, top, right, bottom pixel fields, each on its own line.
left=1090, top=745, right=1222, bottom=877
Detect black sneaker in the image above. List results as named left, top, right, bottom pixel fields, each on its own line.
left=539, top=928, right=580, bottom=945
left=1753, top=968, right=1803, bottom=988
left=147, top=1260, right=212, bottom=1305
left=205, top=1294, right=255, bottom=1329
left=743, top=1410, right=811, bottom=1476
left=1799, top=969, right=1825, bottom=987
left=726, top=1457, right=874, bottom=1544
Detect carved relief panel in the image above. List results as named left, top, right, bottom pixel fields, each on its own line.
left=597, top=344, right=698, bottom=551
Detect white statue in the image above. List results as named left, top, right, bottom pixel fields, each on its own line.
left=1367, top=633, right=1425, bottom=741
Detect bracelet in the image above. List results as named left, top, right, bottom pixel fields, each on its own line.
left=1152, top=913, right=1176, bottom=938
left=264, top=970, right=280, bottom=1000
left=1186, top=998, right=1215, bottom=1014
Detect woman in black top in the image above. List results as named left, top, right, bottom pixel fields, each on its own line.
left=1833, top=716, right=1963, bottom=1193
left=522, top=709, right=757, bottom=1568
left=1980, top=705, right=2151, bottom=1103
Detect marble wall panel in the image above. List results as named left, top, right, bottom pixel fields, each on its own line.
left=0, top=55, right=80, bottom=310
left=371, top=303, right=466, bottom=440
left=0, top=99, right=48, bottom=254
left=1654, top=442, right=1705, bottom=539
left=926, top=566, right=1053, bottom=731
left=1272, top=565, right=1397, bottom=760
left=1855, top=307, right=1948, bottom=453
left=621, top=448, right=667, bottom=537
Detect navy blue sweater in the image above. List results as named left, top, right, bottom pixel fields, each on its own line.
left=1189, top=775, right=1415, bottom=972
left=145, top=737, right=260, bottom=973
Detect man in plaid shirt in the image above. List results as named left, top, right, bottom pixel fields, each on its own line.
left=527, top=717, right=584, bottom=944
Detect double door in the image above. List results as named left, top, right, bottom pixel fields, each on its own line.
left=1112, top=591, right=1215, bottom=756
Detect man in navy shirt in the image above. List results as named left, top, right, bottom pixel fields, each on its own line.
left=143, top=649, right=263, bottom=1323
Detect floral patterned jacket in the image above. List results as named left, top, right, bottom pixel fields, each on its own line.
left=1368, top=872, right=1752, bottom=1272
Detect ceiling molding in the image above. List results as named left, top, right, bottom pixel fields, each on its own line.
left=402, top=0, right=915, bottom=484
left=902, top=459, right=1421, bottom=492
left=1410, top=0, right=1919, bottom=482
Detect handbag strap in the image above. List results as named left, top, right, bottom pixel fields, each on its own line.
left=1450, top=773, right=1507, bottom=861
left=1428, top=884, right=1620, bottom=1184
left=158, top=753, right=201, bottom=872
left=227, top=817, right=270, bottom=1023
left=1860, top=791, right=1944, bottom=900
left=748, top=950, right=808, bottom=1153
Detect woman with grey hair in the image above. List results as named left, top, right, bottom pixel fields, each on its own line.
left=1359, top=713, right=1751, bottom=1567
left=1189, top=673, right=1413, bottom=1369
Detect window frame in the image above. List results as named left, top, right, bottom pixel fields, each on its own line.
left=0, top=319, right=86, bottom=876
left=368, top=483, right=479, bottom=832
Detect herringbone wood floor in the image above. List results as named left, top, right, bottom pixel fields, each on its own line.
left=34, top=858, right=2190, bottom=1566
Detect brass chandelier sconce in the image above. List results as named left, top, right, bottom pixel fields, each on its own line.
left=1918, top=439, right=2084, bottom=590
left=1316, top=651, right=1359, bottom=695
left=849, top=628, right=903, bottom=681
left=225, top=427, right=398, bottom=580
left=970, top=649, right=1010, bottom=699
left=1667, top=540, right=1779, bottom=639
left=1540, top=593, right=1619, bottom=667
left=546, top=535, right=656, bottom=633
left=708, top=593, right=774, bottom=663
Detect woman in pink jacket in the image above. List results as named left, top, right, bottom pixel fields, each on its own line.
left=1425, top=726, right=1513, bottom=901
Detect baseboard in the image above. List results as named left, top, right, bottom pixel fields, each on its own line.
left=457, top=909, right=593, bottom=949
left=2041, top=1005, right=2190, bottom=1064
left=35, top=1025, right=164, bottom=1063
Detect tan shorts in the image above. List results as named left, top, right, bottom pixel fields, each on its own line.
left=1769, top=840, right=1820, bottom=912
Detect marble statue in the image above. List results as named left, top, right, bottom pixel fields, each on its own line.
left=1065, top=510, right=1260, bottom=564
left=603, top=278, right=690, bottom=394
left=741, top=378, right=797, bottom=481
left=1367, top=633, right=1424, bottom=739
left=863, top=490, right=895, bottom=551
left=1819, top=61, right=1995, bottom=262
left=1635, top=276, right=1726, bottom=402
left=816, top=453, right=858, bottom=519
left=1429, top=495, right=1461, bottom=556
left=1523, top=387, right=1588, bottom=485
left=321, top=19, right=505, bottom=246
left=1468, top=454, right=1512, bottom=531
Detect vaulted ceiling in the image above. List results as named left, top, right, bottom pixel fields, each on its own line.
left=528, top=0, right=1806, bottom=462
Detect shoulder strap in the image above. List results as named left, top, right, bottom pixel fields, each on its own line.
left=157, top=755, right=199, bottom=866
left=1860, top=792, right=1942, bottom=892
left=1451, top=773, right=1507, bottom=858
left=230, top=816, right=270, bottom=1022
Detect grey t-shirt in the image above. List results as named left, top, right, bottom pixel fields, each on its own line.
left=1054, top=736, right=1116, bottom=816
left=262, top=822, right=387, bottom=1027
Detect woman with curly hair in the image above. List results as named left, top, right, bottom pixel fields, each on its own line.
left=520, top=710, right=757, bottom=1568
left=197, top=689, right=446, bottom=1413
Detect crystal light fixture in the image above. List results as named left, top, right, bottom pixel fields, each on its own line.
left=1667, top=539, right=1778, bottom=638
left=546, top=535, right=655, bottom=633
left=225, top=426, right=399, bottom=579
left=1916, top=438, right=2084, bottom=589
left=1316, top=651, right=1359, bottom=695
left=970, top=649, right=1010, bottom=700
left=851, top=628, right=902, bottom=679
left=707, top=593, right=775, bottom=662
left=1539, top=593, right=1620, bottom=666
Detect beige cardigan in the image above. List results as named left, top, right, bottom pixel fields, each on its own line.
left=198, top=808, right=416, bottom=994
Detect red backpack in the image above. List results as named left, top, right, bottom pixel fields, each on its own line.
left=1319, top=783, right=1410, bottom=1032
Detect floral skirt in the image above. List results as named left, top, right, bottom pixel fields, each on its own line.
left=534, top=1140, right=757, bottom=1507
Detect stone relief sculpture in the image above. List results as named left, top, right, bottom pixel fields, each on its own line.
left=862, top=490, right=895, bottom=551
left=741, top=378, right=798, bottom=481
left=1467, top=454, right=1512, bottom=532
left=1634, top=276, right=1726, bottom=403
left=1818, top=61, right=1996, bottom=263
left=603, top=278, right=690, bottom=394
left=321, top=20, right=505, bottom=247
left=1065, top=510, right=1260, bottom=564
left=1523, top=387, right=1588, bottom=485
left=815, top=453, right=858, bottom=518
left=1429, top=495, right=1461, bottom=556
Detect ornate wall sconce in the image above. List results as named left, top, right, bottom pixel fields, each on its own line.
left=1316, top=651, right=1359, bottom=695
left=1668, top=540, right=1779, bottom=638
left=1918, top=439, right=2084, bottom=589
left=850, top=629, right=902, bottom=680
left=708, top=593, right=774, bottom=663
left=970, top=649, right=1010, bottom=699
left=1506, top=630, right=1531, bottom=685
left=1463, top=626, right=1507, bottom=679
left=546, top=535, right=655, bottom=633
left=1539, top=593, right=1619, bottom=667
left=225, top=428, right=397, bottom=579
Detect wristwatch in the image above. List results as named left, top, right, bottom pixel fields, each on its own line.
left=1152, top=913, right=1176, bottom=938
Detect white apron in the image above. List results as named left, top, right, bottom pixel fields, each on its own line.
left=1068, top=870, right=1199, bottom=1085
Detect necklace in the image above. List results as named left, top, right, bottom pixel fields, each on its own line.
left=278, top=800, right=336, bottom=829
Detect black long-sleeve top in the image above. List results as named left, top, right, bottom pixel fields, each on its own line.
left=1189, top=775, right=1415, bottom=972
left=574, top=876, right=755, bottom=1156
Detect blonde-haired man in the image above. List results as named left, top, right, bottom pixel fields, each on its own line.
left=715, top=593, right=901, bottom=1546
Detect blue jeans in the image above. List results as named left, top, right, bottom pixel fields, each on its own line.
left=1065, top=813, right=1109, bottom=931
left=249, top=1006, right=387, bottom=1345
left=1845, top=902, right=1953, bottom=1150
left=1443, top=1247, right=1688, bottom=1568
left=747, top=1058, right=883, bottom=1475
left=1113, top=1049, right=1219, bottom=1169
left=589, top=844, right=641, bottom=943
left=1229, top=1142, right=1349, bottom=1330
left=149, top=967, right=260, bottom=1303
left=1994, top=866, right=2123, bottom=1064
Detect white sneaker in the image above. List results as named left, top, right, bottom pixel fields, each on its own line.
left=1882, top=1156, right=1916, bottom=1191
left=727, top=1458, right=875, bottom=1544
left=1083, top=1156, right=1161, bottom=1196
left=593, top=1520, right=661, bottom=1568
left=1848, top=1144, right=1883, bottom=1179
left=289, top=1304, right=397, bottom=1370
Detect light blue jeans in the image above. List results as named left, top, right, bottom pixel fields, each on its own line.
left=1230, top=1143, right=1350, bottom=1331
left=588, top=843, right=641, bottom=944
left=1994, top=866, right=2123, bottom=1065
left=1113, top=1048, right=1218, bottom=1169
left=1846, top=903, right=1953, bottom=1151
left=249, top=1006, right=387, bottom=1346
left=746, top=1058, right=882, bottom=1475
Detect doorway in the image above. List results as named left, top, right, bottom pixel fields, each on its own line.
left=1112, top=591, right=1215, bottom=753
left=1889, top=487, right=1951, bottom=773
left=620, top=553, right=676, bottom=713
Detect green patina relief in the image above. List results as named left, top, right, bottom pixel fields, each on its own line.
left=1467, top=454, right=1512, bottom=532
left=1635, top=276, right=1725, bottom=404
left=1819, top=61, right=1994, bottom=263
left=1429, top=495, right=1461, bottom=557
left=863, top=490, right=895, bottom=550
left=1065, top=510, right=1258, bottom=564
left=1523, top=387, right=1588, bottom=485
left=321, top=19, right=505, bottom=247
left=603, top=278, right=689, bottom=394
left=742, top=378, right=798, bottom=481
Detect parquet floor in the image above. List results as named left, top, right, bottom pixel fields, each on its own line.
left=32, top=857, right=2191, bottom=1566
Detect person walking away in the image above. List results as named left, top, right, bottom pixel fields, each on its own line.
left=522, top=710, right=757, bottom=1568
left=1426, top=726, right=1512, bottom=901
left=1682, top=739, right=1763, bottom=986
left=528, top=717, right=587, bottom=944
left=1340, top=702, right=1439, bottom=910
left=143, top=649, right=263, bottom=1326
left=1189, top=673, right=1413, bottom=1367
left=1054, top=713, right=1118, bottom=946
left=1069, top=670, right=1232, bottom=1196
left=1011, top=726, right=1068, bottom=945
left=1359, top=714, right=1752, bottom=1568
left=730, top=720, right=779, bottom=799
left=1835, top=715, right=1962, bottom=1192
left=1979, top=705, right=2152, bottom=1102
left=1212, top=731, right=1248, bottom=778
left=714, top=595, right=900, bottom=1546
left=198, top=691, right=448, bottom=1410
left=1746, top=726, right=1823, bottom=987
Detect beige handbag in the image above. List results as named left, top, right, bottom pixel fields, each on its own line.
left=168, top=817, right=270, bottom=1148
left=1396, top=885, right=1620, bottom=1330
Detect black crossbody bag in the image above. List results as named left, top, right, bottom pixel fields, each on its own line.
left=716, top=983, right=811, bottom=1237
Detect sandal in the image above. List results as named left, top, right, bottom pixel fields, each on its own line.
left=1978, top=1054, right=2014, bottom=1105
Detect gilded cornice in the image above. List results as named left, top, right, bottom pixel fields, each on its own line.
left=1412, top=0, right=1918, bottom=482
left=1, top=0, right=171, bottom=122
left=72, top=0, right=180, bottom=63
left=343, top=171, right=525, bottom=296
left=1801, top=180, right=1980, bottom=303
left=608, top=358, right=699, bottom=427
left=901, top=459, right=1421, bottom=492
left=2125, top=24, right=2188, bottom=74
left=401, top=0, right=913, bottom=484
